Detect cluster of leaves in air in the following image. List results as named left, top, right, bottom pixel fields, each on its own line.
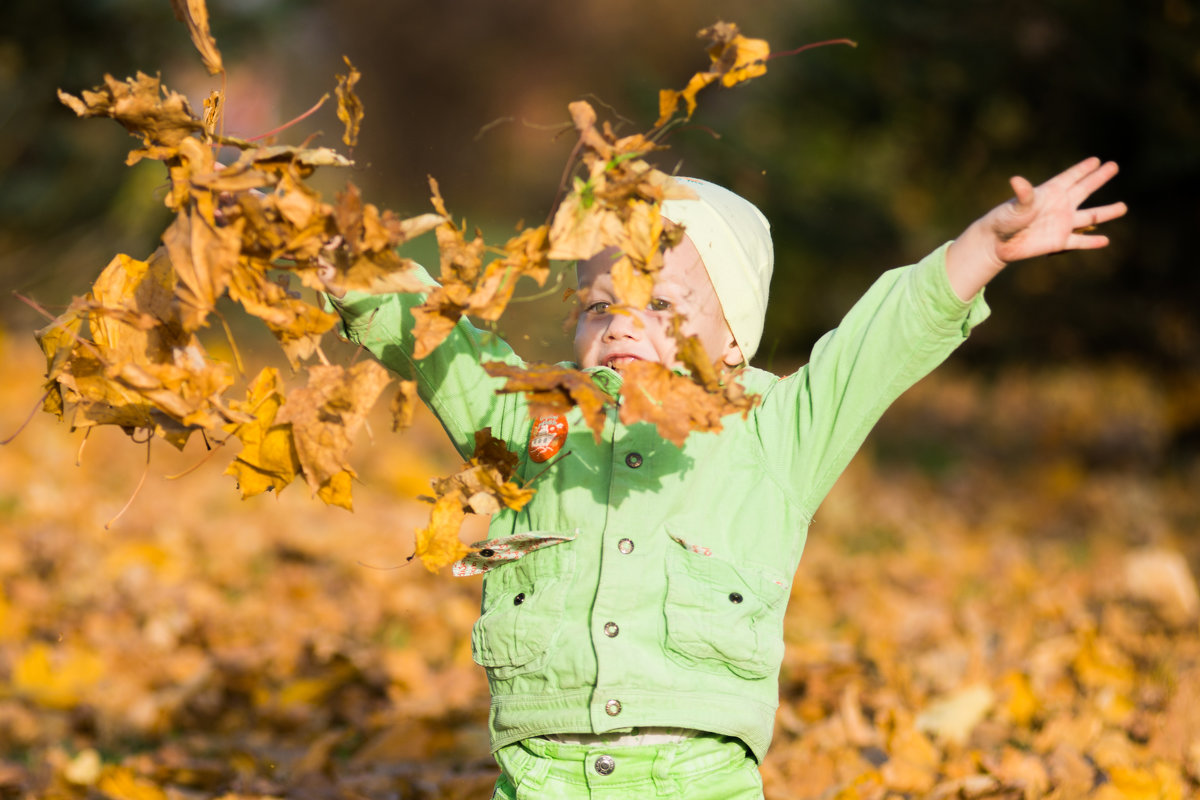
left=38, top=8, right=780, bottom=568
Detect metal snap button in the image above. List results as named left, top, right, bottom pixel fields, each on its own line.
left=603, top=621, right=619, bottom=638
left=605, top=698, right=622, bottom=716
left=624, top=452, right=643, bottom=469
left=594, top=754, right=616, bottom=776
left=617, top=538, right=634, bottom=554
left=728, top=592, right=744, bottom=604
left=513, top=592, right=526, bottom=606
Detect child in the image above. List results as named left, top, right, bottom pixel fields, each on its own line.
left=326, top=158, right=1124, bottom=799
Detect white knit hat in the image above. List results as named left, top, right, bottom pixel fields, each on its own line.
left=661, top=177, right=774, bottom=362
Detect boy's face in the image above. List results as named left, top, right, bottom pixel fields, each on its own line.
left=574, top=236, right=743, bottom=372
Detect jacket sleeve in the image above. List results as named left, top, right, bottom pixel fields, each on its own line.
left=327, top=270, right=529, bottom=459
left=751, top=242, right=989, bottom=517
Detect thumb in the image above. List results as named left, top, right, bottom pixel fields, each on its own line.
left=1009, top=175, right=1036, bottom=210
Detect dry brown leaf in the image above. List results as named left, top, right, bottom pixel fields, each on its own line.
left=277, top=361, right=392, bottom=509
left=482, top=361, right=612, bottom=443
left=170, top=0, right=223, bottom=75
left=390, top=380, right=419, bottom=432
left=58, top=72, right=204, bottom=150
left=618, top=361, right=758, bottom=447
left=413, top=429, right=533, bottom=572
left=656, top=22, right=770, bottom=126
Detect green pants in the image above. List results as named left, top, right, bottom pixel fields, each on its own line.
left=490, top=734, right=764, bottom=799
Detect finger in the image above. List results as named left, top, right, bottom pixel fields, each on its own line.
left=1075, top=200, right=1128, bottom=229
left=1070, top=160, right=1120, bottom=201
left=1064, top=232, right=1111, bottom=251
left=1052, top=156, right=1104, bottom=190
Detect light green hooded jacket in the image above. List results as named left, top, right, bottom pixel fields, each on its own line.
left=330, top=242, right=988, bottom=762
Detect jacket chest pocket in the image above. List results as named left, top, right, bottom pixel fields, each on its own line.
left=471, top=536, right=576, bottom=680
left=663, top=543, right=789, bottom=680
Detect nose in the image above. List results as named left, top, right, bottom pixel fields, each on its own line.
left=602, top=308, right=641, bottom=341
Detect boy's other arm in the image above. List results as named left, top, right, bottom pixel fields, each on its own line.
left=945, top=157, right=1127, bottom=301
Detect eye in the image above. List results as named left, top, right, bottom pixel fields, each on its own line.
left=648, top=297, right=672, bottom=312
left=585, top=301, right=611, bottom=314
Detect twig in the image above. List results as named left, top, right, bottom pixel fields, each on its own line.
left=474, top=116, right=515, bottom=141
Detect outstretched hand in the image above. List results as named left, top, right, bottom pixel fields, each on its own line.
left=945, top=157, right=1127, bottom=301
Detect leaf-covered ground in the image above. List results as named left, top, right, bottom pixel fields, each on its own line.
left=2, top=333, right=1198, bottom=799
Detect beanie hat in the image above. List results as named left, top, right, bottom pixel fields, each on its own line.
left=661, top=177, right=774, bottom=363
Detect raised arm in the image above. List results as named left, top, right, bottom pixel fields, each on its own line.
left=945, top=157, right=1127, bottom=301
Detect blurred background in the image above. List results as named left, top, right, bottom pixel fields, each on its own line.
left=1, top=1, right=1199, bottom=796
left=2, top=0, right=1197, bottom=376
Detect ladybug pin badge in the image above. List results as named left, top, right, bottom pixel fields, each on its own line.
left=528, top=414, right=568, bottom=463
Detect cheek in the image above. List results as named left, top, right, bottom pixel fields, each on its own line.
left=574, top=319, right=600, bottom=362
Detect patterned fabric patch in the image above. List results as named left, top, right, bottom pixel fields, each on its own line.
left=669, top=534, right=713, bottom=557
left=451, top=531, right=578, bottom=577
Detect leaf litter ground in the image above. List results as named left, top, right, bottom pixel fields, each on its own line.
left=3, top=338, right=1199, bottom=799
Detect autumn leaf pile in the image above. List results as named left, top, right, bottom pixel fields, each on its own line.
left=4, top=340, right=1200, bottom=798
left=38, top=16, right=782, bottom=563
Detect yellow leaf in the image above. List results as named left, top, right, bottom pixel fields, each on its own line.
left=97, top=765, right=169, bottom=800
left=414, top=494, right=470, bottom=572
left=1000, top=671, right=1038, bottom=727
left=915, top=684, right=994, bottom=745
left=224, top=367, right=301, bottom=498
left=13, top=642, right=105, bottom=710
left=336, top=55, right=363, bottom=147
left=317, top=469, right=355, bottom=510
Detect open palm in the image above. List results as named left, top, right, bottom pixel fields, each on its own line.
left=990, top=157, right=1127, bottom=264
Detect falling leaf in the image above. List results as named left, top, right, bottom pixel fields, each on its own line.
left=277, top=361, right=392, bottom=509
left=58, top=72, right=204, bottom=150
left=391, top=380, right=419, bottom=431
left=482, top=361, right=612, bottom=442
left=336, top=55, right=363, bottom=147
left=655, top=22, right=769, bottom=126
left=618, top=360, right=758, bottom=447
left=169, top=0, right=223, bottom=75
left=224, top=367, right=301, bottom=498
left=412, top=429, right=534, bottom=571
left=414, top=494, right=470, bottom=573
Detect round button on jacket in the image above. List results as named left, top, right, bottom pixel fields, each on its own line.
left=603, top=621, right=619, bottom=638
left=513, top=592, right=526, bottom=606
left=594, top=755, right=616, bottom=776
left=728, top=592, right=744, bottom=604
left=624, top=452, right=643, bottom=469
left=605, top=698, right=622, bottom=716
left=617, top=538, right=634, bottom=554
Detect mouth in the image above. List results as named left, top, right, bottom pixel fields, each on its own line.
left=602, top=354, right=643, bottom=370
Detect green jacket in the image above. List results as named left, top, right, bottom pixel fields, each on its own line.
left=331, top=242, right=988, bottom=762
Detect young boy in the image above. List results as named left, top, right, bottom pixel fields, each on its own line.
left=326, top=158, right=1124, bottom=799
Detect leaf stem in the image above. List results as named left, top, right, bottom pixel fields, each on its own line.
left=0, top=391, right=50, bottom=446
left=766, top=38, right=858, bottom=61
left=105, top=437, right=151, bottom=529
left=245, top=93, right=330, bottom=143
